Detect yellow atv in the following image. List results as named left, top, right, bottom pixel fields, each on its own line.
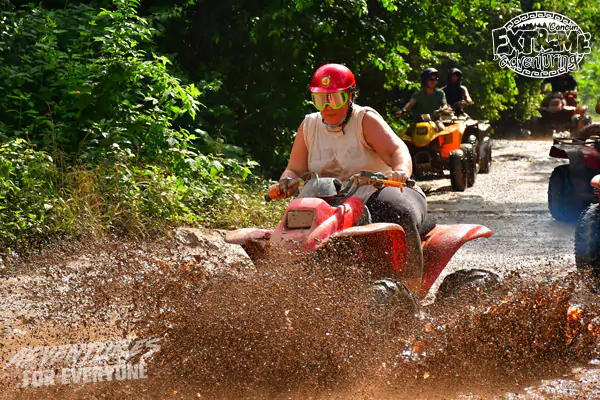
left=397, top=108, right=479, bottom=191
left=444, top=104, right=493, bottom=177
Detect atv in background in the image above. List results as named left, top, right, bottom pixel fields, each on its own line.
left=537, top=91, right=591, bottom=136
left=548, top=132, right=600, bottom=222
left=396, top=104, right=491, bottom=192
left=446, top=101, right=493, bottom=175
left=226, top=171, right=496, bottom=313
left=575, top=174, right=600, bottom=277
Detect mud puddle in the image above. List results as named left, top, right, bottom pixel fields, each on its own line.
left=1, top=231, right=600, bottom=399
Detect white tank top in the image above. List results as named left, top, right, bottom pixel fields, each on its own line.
left=302, top=104, right=392, bottom=201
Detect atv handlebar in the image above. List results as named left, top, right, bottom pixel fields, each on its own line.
left=265, top=171, right=416, bottom=202
left=264, top=176, right=302, bottom=202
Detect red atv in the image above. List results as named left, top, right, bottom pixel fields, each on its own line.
left=226, top=171, right=496, bottom=309
left=538, top=91, right=591, bottom=135
left=548, top=136, right=600, bottom=222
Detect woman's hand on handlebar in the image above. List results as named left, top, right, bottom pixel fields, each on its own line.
left=267, top=182, right=287, bottom=201
left=395, top=109, right=408, bottom=118
left=386, top=170, right=410, bottom=183
left=266, top=177, right=302, bottom=201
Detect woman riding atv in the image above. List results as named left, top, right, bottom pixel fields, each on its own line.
left=396, top=68, right=451, bottom=131
left=442, top=68, right=473, bottom=115
left=267, top=63, right=427, bottom=293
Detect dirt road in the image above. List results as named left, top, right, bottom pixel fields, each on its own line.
left=2, top=138, right=600, bottom=400
left=417, top=138, right=600, bottom=399
left=421, top=138, right=574, bottom=292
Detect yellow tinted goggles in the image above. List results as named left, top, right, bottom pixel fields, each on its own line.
left=311, top=91, right=349, bottom=111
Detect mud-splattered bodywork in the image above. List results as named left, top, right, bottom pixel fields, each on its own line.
left=226, top=195, right=491, bottom=299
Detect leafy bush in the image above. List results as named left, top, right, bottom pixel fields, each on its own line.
left=0, top=0, right=259, bottom=247
left=0, top=0, right=202, bottom=164
left=56, top=151, right=258, bottom=238
left=575, top=45, right=600, bottom=119
left=0, top=140, right=57, bottom=244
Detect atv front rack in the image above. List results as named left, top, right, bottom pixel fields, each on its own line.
left=553, top=137, right=600, bottom=152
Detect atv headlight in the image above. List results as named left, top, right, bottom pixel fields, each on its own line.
left=286, top=210, right=315, bottom=229
left=416, top=127, right=428, bottom=135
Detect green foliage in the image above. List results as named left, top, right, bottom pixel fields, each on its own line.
left=0, top=0, right=258, bottom=247
left=575, top=45, right=600, bottom=119
left=203, top=181, right=289, bottom=230
left=55, top=152, right=258, bottom=238
left=156, top=0, right=569, bottom=172
left=2, top=0, right=600, bottom=247
left=0, top=0, right=202, bottom=165
left=0, top=139, right=57, bottom=244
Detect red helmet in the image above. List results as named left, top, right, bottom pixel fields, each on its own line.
left=308, top=63, right=356, bottom=94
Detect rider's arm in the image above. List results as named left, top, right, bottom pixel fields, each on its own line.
left=362, top=112, right=412, bottom=179
left=461, top=86, right=474, bottom=105
left=402, top=98, right=417, bottom=113
left=439, top=90, right=451, bottom=111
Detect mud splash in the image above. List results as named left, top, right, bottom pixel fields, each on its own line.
left=1, top=235, right=600, bottom=399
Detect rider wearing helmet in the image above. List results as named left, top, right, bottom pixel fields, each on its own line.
left=442, top=68, right=473, bottom=115
left=398, top=68, right=450, bottom=127
left=541, top=73, right=578, bottom=94
left=541, top=73, right=579, bottom=107
left=268, top=63, right=427, bottom=293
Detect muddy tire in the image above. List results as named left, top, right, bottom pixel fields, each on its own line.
left=478, top=137, right=492, bottom=173
left=460, top=143, right=477, bottom=187
left=370, top=279, right=419, bottom=317
left=575, top=203, right=600, bottom=276
left=449, top=150, right=467, bottom=192
left=436, top=269, right=504, bottom=303
left=548, top=165, right=583, bottom=222
left=412, top=156, right=425, bottom=180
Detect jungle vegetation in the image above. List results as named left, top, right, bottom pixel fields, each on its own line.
left=0, top=0, right=598, bottom=248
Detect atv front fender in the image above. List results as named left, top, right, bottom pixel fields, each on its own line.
left=225, top=228, right=273, bottom=264
left=419, top=224, right=492, bottom=298
left=477, top=122, right=491, bottom=134
left=398, top=128, right=412, bottom=143
left=331, top=223, right=408, bottom=281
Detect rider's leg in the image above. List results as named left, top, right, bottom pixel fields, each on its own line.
left=365, top=187, right=427, bottom=293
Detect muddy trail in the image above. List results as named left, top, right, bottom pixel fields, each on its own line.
left=2, top=139, right=600, bottom=399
